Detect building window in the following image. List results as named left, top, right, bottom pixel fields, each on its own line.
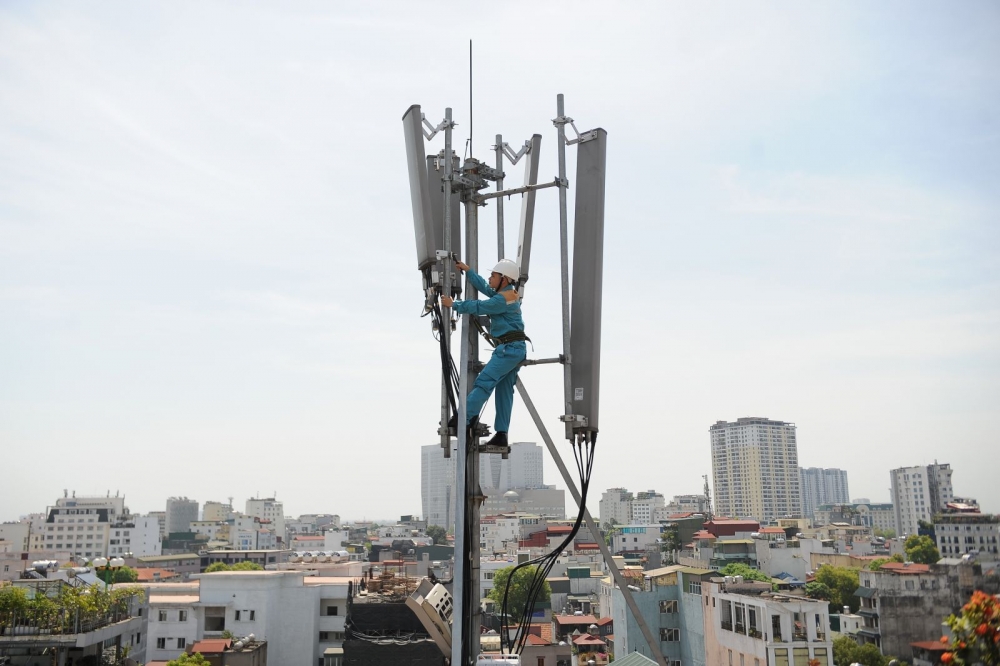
left=250, top=610, right=256, bottom=620
left=205, top=607, right=226, bottom=632
left=793, top=647, right=810, bottom=666
left=179, top=610, right=187, bottom=621
left=326, top=606, right=339, bottom=616
left=774, top=649, right=789, bottom=666
left=813, top=648, right=829, bottom=666
left=660, top=628, right=679, bottom=642
left=659, top=600, right=678, bottom=613
left=178, top=638, right=186, bottom=648
left=235, top=610, right=241, bottom=621
left=156, top=638, right=166, bottom=649
left=158, top=611, right=167, bottom=622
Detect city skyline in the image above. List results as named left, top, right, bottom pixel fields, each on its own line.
left=2, top=3, right=998, bottom=519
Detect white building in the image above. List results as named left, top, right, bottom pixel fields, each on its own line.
left=480, top=515, right=521, bottom=555
left=232, top=515, right=277, bottom=550
left=145, top=570, right=349, bottom=664
left=703, top=578, right=833, bottom=666
left=813, top=503, right=895, bottom=533
left=710, top=417, right=802, bottom=522
left=799, top=467, right=850, bottom=521
left=599, top=488, right=633, bottom=527
left=630, top=491, right=665, bottom=524
left=166, top=497, right=199, bottom=535
left=147, top=511, right=167, bottom=539
left=664, top=494, right=712, bottom=515
left=0, top=521, right=30, bottom=551
left=109, top=514, right=162, bottom=557
left=38, top=494, right=129, bottom=560
left=245, top=498, right=285, bottom=542
left=613, top=525, right=662, bottom=554
left=890, top=463, right=954, bottom=536
left=481, top=441, right=545, bottom=492
left=423, top=443, right=547, bottom=530
left=935, top=512, right=1000, bottom=558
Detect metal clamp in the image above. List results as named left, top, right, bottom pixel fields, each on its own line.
left=422, top=114, right=455, bottom=141
left=558, top=414, right=588, bottom=426
left=498, top=139, right=532, bottom=165
left=553, top=115, right=597, bottom=145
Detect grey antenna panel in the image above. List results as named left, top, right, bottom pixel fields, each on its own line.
left=516, top=134, right=543, bottom=285
left=402, top=104, right=436, bottom=269
left=427, top=154, right=463, bottom=296
left=569, top=128, right=607, bottom=434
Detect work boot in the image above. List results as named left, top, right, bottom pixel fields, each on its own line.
left=484, top=431, right=508, bottom=448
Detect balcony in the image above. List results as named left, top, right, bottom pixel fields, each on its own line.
left=721, top=620, right=733, bottom=631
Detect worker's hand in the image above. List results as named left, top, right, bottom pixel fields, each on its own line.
left=455, top=261, right=469, bottom=272
left=441, top=295, right=454, bottom=308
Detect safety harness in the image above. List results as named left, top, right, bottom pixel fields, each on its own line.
left=491, top=330, right=531, bottom=346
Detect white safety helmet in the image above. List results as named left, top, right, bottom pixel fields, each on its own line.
left=491, top=259, right=520, bottom=283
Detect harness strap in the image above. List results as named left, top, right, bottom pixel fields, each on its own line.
left=492, top=330, right=530, bottom=346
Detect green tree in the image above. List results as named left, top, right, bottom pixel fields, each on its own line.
left=487, top=565, right=551, bottom=621
left=111, top=566, right=139, bottom=583
left=230, top=561, right=263, bottom=571
left=832, top=634, right=893, bottom=666
left=426, top=525, right=448, bottom=545
left=813, top=565, right=861, bottom=614
left=167, top=653, right=212, bottom=666
left=873, top=527, right=896, bottom=539
left=904, top=534, right=940, bottom=564
left=804, top=581, right=833, bottom=601
left=718, top=563, right=771, bottom=584
left=205, top=562, right=232, bottom=572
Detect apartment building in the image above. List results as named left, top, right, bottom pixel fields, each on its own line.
left=631, top=491, right=666, bottom=524
left=799, top=468, right=850, bottom=522
left=599, top=488, right=633, bottom=527
left=813, top=503, right=895, bottom=533
left=934, top=511, right=999, bottom=558
left=203, top=501, right=235, bottom=522
left=611, top=565, right=714, bottom=666
left=710, top=418, right=802, bottom=523
left=890, top=464, right=954, bottom=537
left=245, top=498, right=285, bottom=542
left=703, top=577, right=833, bottom=666
left=856, top=559, right=1000, bottom=658
left=166, top=497, right=199, bottom=535
left=145, top=570, right=348, bottom=665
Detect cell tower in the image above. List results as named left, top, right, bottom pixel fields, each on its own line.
left=403, top=94, right=666, bottom=665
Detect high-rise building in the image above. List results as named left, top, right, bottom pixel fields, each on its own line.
left=710, top=417, right=801, bottom=523
left=421, top=442, right=546, bottom=529
left=245, top=498, right=285, bottom=541
left=890, top=463, right=954, bottom=537
left=165, top=497, right=199, bottom=535
left=482, top=442, right=544, bottom=492
left=599, top=488, right=633, bottom=527
left=799, top=467, right=850, bottom=521
left=630, top=491, right=665, bottom=524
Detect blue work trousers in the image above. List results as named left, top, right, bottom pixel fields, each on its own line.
left=466, top=341, right=526, bottom=432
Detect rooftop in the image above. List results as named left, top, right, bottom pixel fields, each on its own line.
left=878, top=562, right=931, bottom=575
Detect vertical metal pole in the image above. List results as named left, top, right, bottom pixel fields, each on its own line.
left=515, top=377, right=669, bottom=666
left=495, top=134, right=505, bottom=259
left=555, top=94, right=574, bottom=439
left=463, top=197, right=481, bottom=664
left=441, top=108, right=454, bottom=451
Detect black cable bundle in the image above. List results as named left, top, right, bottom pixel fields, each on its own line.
left=499, top=432, right=597, bottom=655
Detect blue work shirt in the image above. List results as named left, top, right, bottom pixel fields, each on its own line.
left=451, top=271, right=525, bottom=339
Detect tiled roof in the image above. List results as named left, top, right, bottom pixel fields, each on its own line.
left=912, top=641, right=949, bottom=651
left=189, top=639, right=232, bottom=653
left=525, top=634, right=549, bottom=646
left=573, top=634, right=606, bottom=646
left=136, top=568, right=179, bottom=582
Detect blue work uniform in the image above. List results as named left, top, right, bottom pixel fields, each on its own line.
left=451, top=270, right=526, bottom=432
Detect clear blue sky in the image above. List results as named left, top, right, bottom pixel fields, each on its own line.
left=1, top=2, right=997, bottom=520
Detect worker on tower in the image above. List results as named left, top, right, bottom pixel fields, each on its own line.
left=441, top=259, right=527, bottom=449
